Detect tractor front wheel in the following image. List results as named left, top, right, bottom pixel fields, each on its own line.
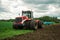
left=13, top=25, right=18, bottom=29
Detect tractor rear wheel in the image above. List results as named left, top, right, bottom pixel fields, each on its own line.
left=30, top=20, right=38, bottom=30
left=24, top=20, right=30, bottom=29
left=38, top=21, right=43, bottom=28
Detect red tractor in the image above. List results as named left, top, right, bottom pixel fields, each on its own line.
left=13, top=10, right=43, bottom=30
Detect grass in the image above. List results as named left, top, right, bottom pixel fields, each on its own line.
left=0, top=21, right=33, bottom=39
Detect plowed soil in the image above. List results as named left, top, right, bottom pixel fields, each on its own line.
left=2, top=24, right=60, bottom=40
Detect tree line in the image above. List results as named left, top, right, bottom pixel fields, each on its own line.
left=0, top=16, right=60, bottom=23
left=34, top=16, right=60, bottom=23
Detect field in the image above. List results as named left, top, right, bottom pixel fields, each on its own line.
left=0, top=21, right=60, bottom=40
left=2, top=24, right=60, bottom=40
left=0, top=21, right=33, bottom=39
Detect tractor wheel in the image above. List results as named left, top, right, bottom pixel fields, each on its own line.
left=24, top=20, right=30, bottom=29
left=30, top=20, right=38, bottom=30
left=38, top=21, right=43, bottom=28
left=13, top=25, right=18, bottom=29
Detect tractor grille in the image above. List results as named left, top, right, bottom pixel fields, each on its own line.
left=15, top=18, right=22, bottom=22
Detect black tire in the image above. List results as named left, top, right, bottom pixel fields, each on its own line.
left=38, top=21, right=43, bottom=28
left=30, top=20, right=38, bottom=30
left=24, top=20, right=30, bottom=29
left=13, top=25, right=18, bottom=29
left=13, top=24, right=23, bottom=29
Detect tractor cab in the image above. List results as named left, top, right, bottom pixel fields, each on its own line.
left=22, top=11, right=33, bottom=18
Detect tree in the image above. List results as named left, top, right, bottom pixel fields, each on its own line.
left=36, top=16, right=59, bottom=23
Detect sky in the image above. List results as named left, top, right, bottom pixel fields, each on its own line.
left=0, top=0, right=60, bottom=20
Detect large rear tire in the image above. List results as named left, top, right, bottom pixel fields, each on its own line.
left=30, top=20, right=38, bottom=30
left=38, top=21, right=43, bottom=28
left=24, top=20, right=38, bottom=30
left=24, top=20, right=30, bottom=29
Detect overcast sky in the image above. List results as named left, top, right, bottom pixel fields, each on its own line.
left=0, top=0, right=60, bottom=20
